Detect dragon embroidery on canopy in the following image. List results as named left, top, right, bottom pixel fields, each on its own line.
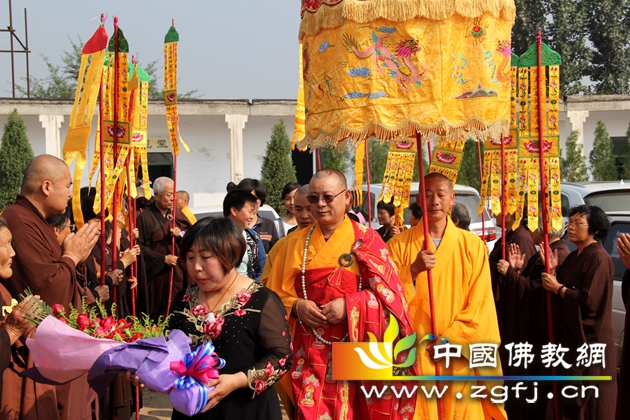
left=343, top=31, right=428, bottom=91
left=496, top=40, right=512, bottom=86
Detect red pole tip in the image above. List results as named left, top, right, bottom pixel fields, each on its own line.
left=172, top=19, right=175, bottom=27
left=114, top=16, right=119, bottom=26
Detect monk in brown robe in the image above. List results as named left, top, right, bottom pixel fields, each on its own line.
left=136, top=176, right=191, bottom=320
left=489, top=211, right=537, bottom=417
left=1, top=154, right=99, bottom=420
left=616, top=232, right=630, bottom=420
left=542, top=205, right=616, bottom=419
left=497, top=220, right=570, bottom=419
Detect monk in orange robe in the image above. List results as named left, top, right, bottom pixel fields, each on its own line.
left=388, top=173, right=507, bottom=420
left=270, top=169, right=416, bottom=420
left=262, top=184, right=314, bottom=419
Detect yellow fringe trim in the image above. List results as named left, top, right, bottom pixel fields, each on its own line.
left=300, top=0, right=516, bottom=37
left=298, top=117, right=510, bottom=150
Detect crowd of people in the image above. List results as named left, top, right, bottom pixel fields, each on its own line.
left=0, top=154, right=628, bottom=420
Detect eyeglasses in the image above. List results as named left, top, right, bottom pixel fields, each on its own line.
left=69, top=224, right=77, bottom=233
left=306, top=189, right=346, bottom=204
left=567, top=221, right=588, bottom=228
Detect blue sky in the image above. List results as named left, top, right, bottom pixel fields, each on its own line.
left=0, top=0, right=301, bottom=99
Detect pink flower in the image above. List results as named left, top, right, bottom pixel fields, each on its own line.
left=278, top=356, right=287, bottom=367
left=182, top=294, right=191, bottom=303
left=191, top=305, right=208, bottom=318
left=102, top=317, right=115, bottom=331
left=234, top=308, right=247, bottom=317
left=264, top=362, right=275, bottom=377
left=203, top=317, right=225, bottom=339
left=51, top=304, right=65, bottom=317
left=77, top=314, right=90, bottom=330
left=254, top=379, right=268, bottom=394
left=236, top=291, right=251, bottom=306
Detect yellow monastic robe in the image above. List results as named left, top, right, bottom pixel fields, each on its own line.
left=180, top=206, right=197, bottom=225
left=260, top=228, right=299, bottom=416
left=260, top=227, right=300, bottom=287
left=387, top=218, right=507, bottom=420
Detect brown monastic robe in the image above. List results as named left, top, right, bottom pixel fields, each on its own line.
left=1, top=196, right=92, bottom=420
left=136, top=203, right=190, bottom=320
left=615, top=269, right=630, bottom=420
left=502, top=239, right=570, bottom=420
left=551, top=242, right=616, bottom=420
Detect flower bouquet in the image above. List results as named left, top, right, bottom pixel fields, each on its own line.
left=19, top=297, right=226, bottom=416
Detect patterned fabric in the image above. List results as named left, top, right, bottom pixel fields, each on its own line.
left=288, top=218, right=416, bottom=420
left=297, top=8, right=515, bottom=148
left=168, top=282, right=292, bottom=419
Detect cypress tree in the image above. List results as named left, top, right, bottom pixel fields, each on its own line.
left=456, top=140, right=482, bottom=191
left=260, top=119, right=297, bottom=214
left=620, top=123, right=630, bottom=179
left=561, top=130, right=589, bottom=182
left=0, top=109, right=35, bottom=210
left=589, top=120, right=618, bottom=181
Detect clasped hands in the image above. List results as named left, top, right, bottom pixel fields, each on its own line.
left=294, top=298, right=346, bottom=327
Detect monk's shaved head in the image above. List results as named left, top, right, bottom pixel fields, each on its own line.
left=425, top=172, right=453, bottom=191
left=310, top=168, right=347, bottom=189
left=295, top=184, right=309, bottom=196
left=21, top=155, right=69, bottom=195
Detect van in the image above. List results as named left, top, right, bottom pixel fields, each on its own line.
left=358, top=183, right=497, bottom=250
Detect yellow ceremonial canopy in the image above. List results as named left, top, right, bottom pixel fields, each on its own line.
left=297, top=0, right=517, bottom=149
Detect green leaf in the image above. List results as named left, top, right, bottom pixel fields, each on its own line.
left=383, top=314, right=399, bottom=343
left=394, top=332, right=417, bottom=359
left=394, top=348, right=417, bottom=368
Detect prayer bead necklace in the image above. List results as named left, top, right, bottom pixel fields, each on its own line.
left=301, top=224, right=361, bottom=346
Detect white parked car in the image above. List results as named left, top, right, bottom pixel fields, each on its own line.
left=359, top=183, right=497, bottom=250
left=191, top=204, right=280, bottom=222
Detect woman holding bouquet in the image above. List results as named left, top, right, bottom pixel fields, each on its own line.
left=168, top=217, right=292, bottom=419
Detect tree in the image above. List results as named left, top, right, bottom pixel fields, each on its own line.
left=546, top=0, right=593, bottom=95
left=586, top=0, right=630, bottom=94
left=320, top=144, right=352, bottom=175
left=589, top=120, right=618, bottom=181
left=260, top=119, right=297, bottom=214
left=0, top=110, right=35, bottom=210
left=620, top=123, right=630, bottom=179
left=456, top=140, right=482, bottom=191
left=561, top=130, right=589, bottom=181
left=511, top=0, right=549, bottom=56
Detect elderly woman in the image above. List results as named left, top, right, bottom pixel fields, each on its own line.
left=497, top=219, right=570, bottom=419
left=0, top=217, right=42, bottom=398
left=168, top=217, right=292, bottom=419
left=541, top=205, right=616, bottom=419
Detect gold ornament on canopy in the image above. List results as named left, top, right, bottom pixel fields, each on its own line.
left=297, top=0, right=516, bottom=150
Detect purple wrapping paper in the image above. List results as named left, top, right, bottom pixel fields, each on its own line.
left=88, top=329, right=212, bottom=416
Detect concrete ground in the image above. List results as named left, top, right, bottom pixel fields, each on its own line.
left=138, top=388, right=289, bottom=419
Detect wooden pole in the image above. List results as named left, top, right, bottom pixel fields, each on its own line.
left=416, top=132, right=445, bottom=420
left=477, top=141, right=486, bottom=243
left=364, top=140, right=372, bottom=225
left=537, top=31, right=560, bottom=420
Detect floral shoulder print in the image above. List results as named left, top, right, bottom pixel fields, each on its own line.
left=168, top=282, right=293, bottom=415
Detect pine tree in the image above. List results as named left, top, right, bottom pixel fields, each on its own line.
left=0, top=110, right=35, bottom=210
left=586, top=0, right=630, bottom=94
left=589, top=121, right=618, bottom=181
left=456, top=140, right=482, bottom=191
left=620, top=123, right=630, bottom=179
left=511, top=0, right=549, bottom=56
left=320, top=144, right=352, bottom=175
left=260, top=119, right=297, bottom=214
left=546, top=0, right=593, bottom=94
left=561, top=130, right=589, bottom=181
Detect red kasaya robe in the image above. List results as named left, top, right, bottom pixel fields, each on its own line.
left=273, top=216, right=416, bottom=420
